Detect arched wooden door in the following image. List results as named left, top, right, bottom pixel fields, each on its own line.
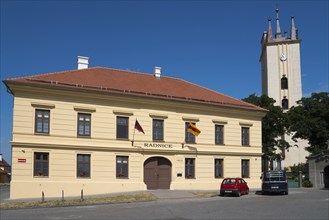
left=144, top=157, right=171, bottom=189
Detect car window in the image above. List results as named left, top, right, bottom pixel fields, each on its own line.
left=223, top=179, right=236, bottom=184
left=263, top=171, right=286, bottom=182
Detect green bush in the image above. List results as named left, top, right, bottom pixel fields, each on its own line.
left=302, top=180, right=313, bottom=188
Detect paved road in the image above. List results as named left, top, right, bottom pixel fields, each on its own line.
left=1, top=188, right=329, bottom=220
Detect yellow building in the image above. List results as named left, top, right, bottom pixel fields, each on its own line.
left=4, top=59, right=266, bottom=199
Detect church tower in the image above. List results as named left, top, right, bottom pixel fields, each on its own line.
left=260, top=7, right=308, bottom=168
left=260, top=7, right=302, bottom=109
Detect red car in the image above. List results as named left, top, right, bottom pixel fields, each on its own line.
left=220, top=177, right=249, bottom=197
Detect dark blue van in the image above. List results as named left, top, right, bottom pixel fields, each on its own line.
left=261, top=170, right=288, bottom=195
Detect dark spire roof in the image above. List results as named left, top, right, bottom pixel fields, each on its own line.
left=290, top=16, right=297, bottom=40
left=275, top=6, right=282, bottom=38
left=267, top=18, right=274, bottom=41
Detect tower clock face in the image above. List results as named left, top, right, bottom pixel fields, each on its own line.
left=280, top=53, right=287, bottom=61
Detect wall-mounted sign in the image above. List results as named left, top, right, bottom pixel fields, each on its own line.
left=144, top=143, right=173, bottom=148
left=17, top=158, right=26, bottom=163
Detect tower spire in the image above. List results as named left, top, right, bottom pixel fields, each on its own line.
left=275, top=5, right=282, bottom=38
left=267, top=18, right=273, bottom=42
left=290, top=16, right=297, bottom=40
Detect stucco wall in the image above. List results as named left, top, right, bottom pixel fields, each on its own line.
left=10, top=85, right=264, bottom=199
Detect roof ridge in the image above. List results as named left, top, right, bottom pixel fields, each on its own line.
left=97, top=66, right=184, bottom=81
left=5, top=66, right=182, bottom=81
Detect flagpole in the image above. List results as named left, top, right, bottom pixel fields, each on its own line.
left=132, top=119, right=136, bottom=146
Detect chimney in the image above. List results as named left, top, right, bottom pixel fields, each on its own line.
left=77, top=56, right=89, bottom=69
left=154, top=66, right=161, bottom=78
left=0, top=154, right=2, bottom=162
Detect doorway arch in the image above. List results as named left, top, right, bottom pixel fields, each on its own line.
left=144, top=157, right=172, bottom=189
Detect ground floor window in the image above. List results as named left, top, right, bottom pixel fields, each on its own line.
left=34, top=152, right=49, bottom=177
left=185, top=158, right=195, bottom=178
left=77, top=154, right=91, bottom=178
left=116, top=156, right=129, bottom=178
left=241, top=159, right=250, bottom=178
left=214, top=159, right=223, bottom=178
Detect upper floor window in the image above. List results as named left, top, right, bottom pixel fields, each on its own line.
left=241, top=127, right=250, bottom=146
left=282, top=98, right=289, bottom=110
left=241, top=159, right=250, bottom=178
left=153, top=119, right=164, bottom=141
left=281, top=76, right=288, bottom=90
left=215, top=125, right=224, bottom=145
left=185, top=158, right=195, bottom=178
left=116, top=156, right=129, bottom=178
left=214, top=159, right=223, bottom=178
left=78, top=113, right=91, bottom=136
left=185, top=122, right=196, bottom=143
left=77, top=154, right=90, bottom=178
left=117, top=116, right=129, bottom=139
left=35, top=109, right=50, bottom=134
left=34, top=152, right=49, bottom=177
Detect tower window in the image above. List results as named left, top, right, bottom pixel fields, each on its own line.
left=281, top=76, right=288, bottom=90
left=282, top=98, right=289, bottom=110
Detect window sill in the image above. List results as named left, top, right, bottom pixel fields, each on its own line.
left=116, top=177, right=129, bottom=179
left=152, top=140, right=165, bottom=142
left=34, top=133, right=49, bottom=136
left=77, top=177, right=91, bottom=179
left=215, top=143, right=225, bottom=146
left=33, top=176, right=49, bottom=178
left=116, top=138, right=129, bottom=141
left=77, top=136, right=91, bottom=138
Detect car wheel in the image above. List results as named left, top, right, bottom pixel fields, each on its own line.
left=246, top=189, right=249, bottom=195
left=236, top=191, right=241, bottom=197
left=281, top=191, right=288, bottom=195
left=220, top=192, right=224, bottom=196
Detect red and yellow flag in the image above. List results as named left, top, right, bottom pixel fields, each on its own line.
left=187, top=123, right=201, bottom=136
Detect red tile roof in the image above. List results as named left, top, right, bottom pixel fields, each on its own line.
left=4, top=67, right=266, bottom=112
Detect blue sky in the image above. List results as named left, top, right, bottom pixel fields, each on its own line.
left=1, top=0, right=328, bottom=163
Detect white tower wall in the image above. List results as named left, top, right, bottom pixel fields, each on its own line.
left=260, top=10, right=309, bottom=168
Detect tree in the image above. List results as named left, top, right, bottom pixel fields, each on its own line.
left=243, top=94, right=289, bottom=160
left=287, top=92, right=329, bottom=155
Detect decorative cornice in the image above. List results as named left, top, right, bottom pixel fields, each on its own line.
left=31, top=102, right=55, bottom=109
left=74, top=106, right=96, bottom=113
left=149, top=114, right=168, bottom=119
left=113, top=110, right=134, bottom=116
